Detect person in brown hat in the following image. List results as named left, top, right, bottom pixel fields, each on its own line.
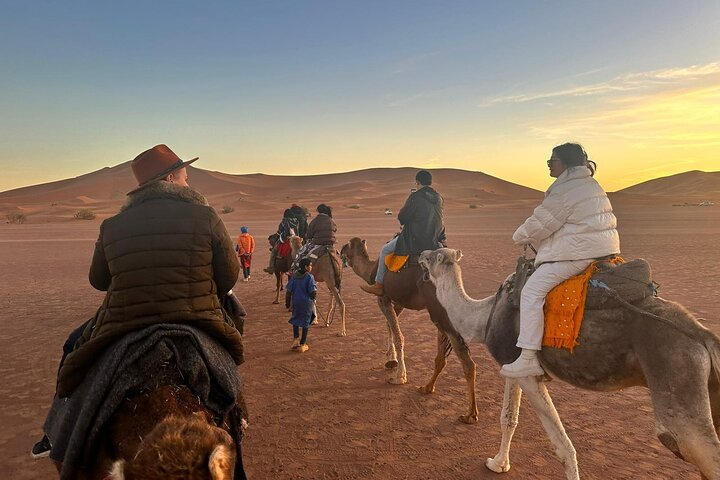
left=32, top=144, right=244, bottom=459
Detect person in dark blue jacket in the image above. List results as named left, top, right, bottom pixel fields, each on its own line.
left=285, top=257, right=317, bottom=353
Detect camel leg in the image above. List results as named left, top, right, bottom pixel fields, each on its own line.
left=273, top=273, right=281, bottom=304
left=383, top=304, right=403, bottom=369
left=329, top=286, right=346, bottom=337
left=418, top=330, right=450, bottom=394
left=325, top=292, right=335, bottom=327
left=646, top=357, right=720, bottom=479
left=516, top=377, right=579, bottom=480
left=486, top=378, right=523, bottom=473
left=379, top=296, right=406, bottom=384
left=447, top=333, right=478, bottom=424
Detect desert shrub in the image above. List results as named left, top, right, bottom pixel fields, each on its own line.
left=469, top=204, right=478, bottom=209
left=74, top=209, right=96, bottom=220
left=6, top=212, right=26, bottom=224
left=221, top=206, right=235, bottom=214
left=346, top=204, right=360, bottom=209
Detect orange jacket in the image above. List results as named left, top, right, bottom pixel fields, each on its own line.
left=237, top=233, right=255, bottom=256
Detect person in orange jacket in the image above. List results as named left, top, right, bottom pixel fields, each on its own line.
left=237, top=226, right=256, bottom=282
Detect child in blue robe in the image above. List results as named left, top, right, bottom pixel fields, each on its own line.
left=285, top=257, right=317, bottom=352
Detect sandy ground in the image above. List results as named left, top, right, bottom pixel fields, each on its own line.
left=1, top=201, right=719, bottom=479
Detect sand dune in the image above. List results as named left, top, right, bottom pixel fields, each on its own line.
left=1, top=163, right=717, bottom=223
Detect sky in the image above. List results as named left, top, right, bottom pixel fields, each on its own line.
left=1, top=0, right=718, bottom=193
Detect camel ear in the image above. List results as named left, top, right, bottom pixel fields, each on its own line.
left=209, top=444, right=234, bottom=480
left=108, top=460, right=126, bottom=480
left=436, top=252, right=444, bottom=264
left=361, top=239, right=366, bottom=245
left=455, top=250, right=463, bottom=262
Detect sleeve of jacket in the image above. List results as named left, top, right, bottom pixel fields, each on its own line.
left=306, top=217, right=317, bottom=241
left=211, top=210, right=240, bottom=294
left=249, top=236, right=255, bottom=254
left=397, top=193, right=417, bottom=226
left=88, top=220, right=111, bottom=291
left=512, top=191, right=571, bottom=246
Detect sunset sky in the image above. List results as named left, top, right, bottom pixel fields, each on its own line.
left=1, top=1, right=718, bottom=193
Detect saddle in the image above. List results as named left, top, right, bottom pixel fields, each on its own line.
left=509, top=256, right=658, bottom=310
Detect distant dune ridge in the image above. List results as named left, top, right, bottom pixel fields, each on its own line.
left=1, top=162, right=717, bottom=223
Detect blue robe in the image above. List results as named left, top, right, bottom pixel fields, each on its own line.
left=287, top=272, right=317, bottom=328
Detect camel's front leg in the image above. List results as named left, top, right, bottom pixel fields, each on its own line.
left=486, top=378, right=522, bottom=473
left=517, top=377, right=579, bottom=480
left=418, top=330, right=450, bottom=394
left=333, top=288, right=346, bottom=337
left=273, top=274, right=281, bottom=304
left=325, top=294, right=335, bottom=327
left=447, top=334, right=478, bottom=424
left=379, top=297, right=406, bottom=384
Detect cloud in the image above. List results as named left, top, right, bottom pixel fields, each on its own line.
left=524, top=84, right=720, bottom=155
left=480, top=61, right=720, bottom=106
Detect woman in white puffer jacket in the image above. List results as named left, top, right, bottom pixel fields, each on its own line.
left=500, top=143, right=620, bottom=378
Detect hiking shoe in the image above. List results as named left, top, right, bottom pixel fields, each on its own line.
left=31, top=435, right=51, bottom=459
left=297, top=344, right=309, bottom=353
left=500, top=349, right=545, bottom=378
left=360, top=283, right=384, bottom=296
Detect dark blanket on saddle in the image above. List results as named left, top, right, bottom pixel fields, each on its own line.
left=44, top=324, right=244, bottom=480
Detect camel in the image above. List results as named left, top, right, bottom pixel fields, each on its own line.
left=267, top=233, right=294, bottom=304
left=290, top=238, right=346, bottom=336
left=340, top=237, right=479, bottom=424
left=419, top=247, right=720, bottom=479
left=54, top=380, right=246, bottom=480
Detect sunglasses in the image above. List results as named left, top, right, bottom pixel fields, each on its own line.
left=546, top=158, right=558, bottom=167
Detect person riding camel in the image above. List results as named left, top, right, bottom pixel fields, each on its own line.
left=294, top=204, right=337, bottom=268
left=32, top=144, right=245, bottom=458
left=361, top=170, right=446, bottom=296
left=264, top=209, right=299, bottom=274
left=500, top=142, right=620, bottom=378
left=288, top=203, right=309, bottom=241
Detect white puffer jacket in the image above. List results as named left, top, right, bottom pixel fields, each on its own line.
left=513, top=166, right=620, bottom=266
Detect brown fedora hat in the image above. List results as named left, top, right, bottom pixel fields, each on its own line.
left=128, top=144, right=198, bottom=194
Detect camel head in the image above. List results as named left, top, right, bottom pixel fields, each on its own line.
left=340, top=237, right=368, bottom=268
left=107, top=414, right=236, bottom=480
left=419, top=248, right=463, bottom=285
left=289, top=235, right=303, bottom=254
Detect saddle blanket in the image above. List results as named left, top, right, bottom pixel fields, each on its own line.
left=542, top=256, right=625, bottom=351
left=384, top=253, right=409, bottom=272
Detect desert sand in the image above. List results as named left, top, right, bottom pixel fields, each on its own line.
left=1, top=167, right=719, bottom=479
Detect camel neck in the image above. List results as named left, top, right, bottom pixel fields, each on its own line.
left=432, top=268, right=495, bottom=343
left=351, top=255, right=377, bottom=284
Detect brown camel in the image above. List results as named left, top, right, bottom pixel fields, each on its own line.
left=291, top=238, right=346, bottom=336
left=340, top=237, right=479, bottom=423
left=55, top=383, right=245, bottom=480
left=267, top=233, right=293, bottom=304
left=420, top=247, right=720, bottom=479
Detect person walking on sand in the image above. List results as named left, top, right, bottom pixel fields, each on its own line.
left=361, top=170, right=446, bottom=296
left=285, top=257, right=317, bottom=353
left=237, top=226, right=255, bottom=281
left=500, top=142, right=620, bottom=378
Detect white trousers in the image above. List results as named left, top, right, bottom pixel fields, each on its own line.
left=517, top=259, right=594, bottom=350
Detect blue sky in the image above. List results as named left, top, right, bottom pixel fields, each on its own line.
left=1, top=0, right=718, bottom=192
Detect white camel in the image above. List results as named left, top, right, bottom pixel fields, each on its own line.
left=419, top=247, right=720, bottom=480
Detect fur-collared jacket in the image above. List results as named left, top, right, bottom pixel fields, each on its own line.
left=57, top=181, right=243, bottom=397
left=306, top=213, right=337, bottom=246
left=395, top=186, right=446, bottom=256
left=513, top=165, right=620, bottom=266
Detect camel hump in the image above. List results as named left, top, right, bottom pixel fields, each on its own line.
left=586, top=258, right=657, bottom=309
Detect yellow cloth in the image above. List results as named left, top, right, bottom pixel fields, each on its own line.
left=542, top=257, right=624, bottom=351
left=384, top=253, right=409, bottom=272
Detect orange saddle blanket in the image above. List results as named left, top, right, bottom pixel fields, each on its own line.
left=384, top=253, right=409, bottom=272
left=543, top=257, right=624, bottom=351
